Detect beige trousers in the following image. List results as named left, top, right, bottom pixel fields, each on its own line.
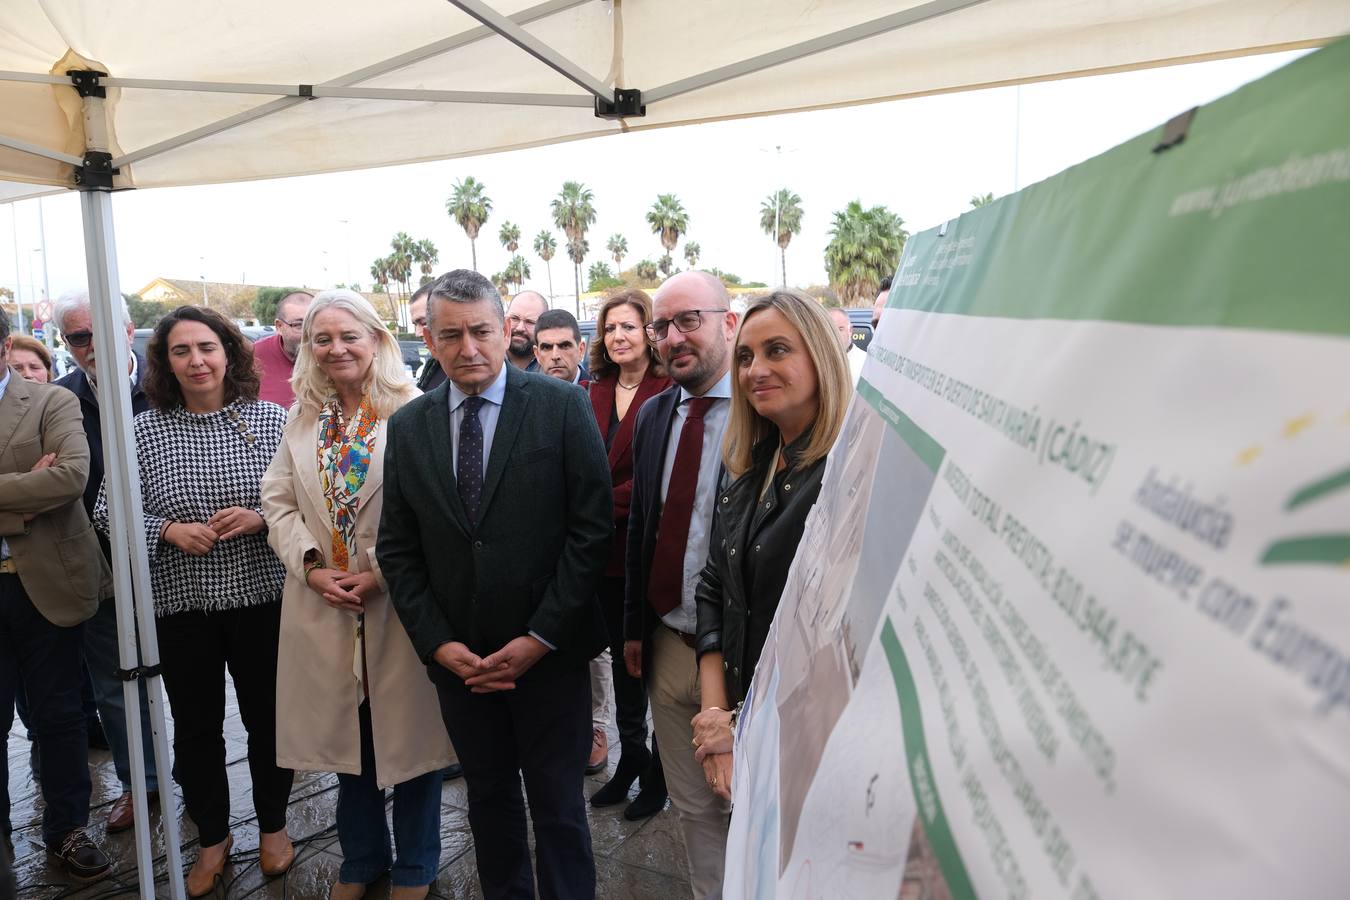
left=590, top=650, right=614, bottom=731
left=649, top=625, right=731, bottom=899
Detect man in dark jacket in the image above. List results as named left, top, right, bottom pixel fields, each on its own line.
left=379, top=270, right=611, bottom=900
left=623, top=271, right=737, bottom=898
left=52, top=290, right=158, bottom=833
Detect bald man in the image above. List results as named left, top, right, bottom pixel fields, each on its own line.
left=505, top=291, right=549, bottom=371
left=623, top=270, right=737, bottom=897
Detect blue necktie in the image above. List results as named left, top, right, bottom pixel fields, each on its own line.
left=458, top=396, right=486, bottom=525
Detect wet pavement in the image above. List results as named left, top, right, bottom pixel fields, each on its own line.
left=6, top=682, right=691, bottom=899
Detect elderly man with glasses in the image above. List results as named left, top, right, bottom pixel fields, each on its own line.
left=52, top=290, right=159, bottom=836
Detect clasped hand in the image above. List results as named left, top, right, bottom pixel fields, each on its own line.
left=434, top=636, right=549, bottom=694
left=164, top=507, right=265, bottom=556
left=306, top=568, right=378, bottom=614
left=691, top=706, right=735, bottom=801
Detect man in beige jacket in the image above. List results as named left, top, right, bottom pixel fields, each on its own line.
left=0, top=308, right=114, bottom=881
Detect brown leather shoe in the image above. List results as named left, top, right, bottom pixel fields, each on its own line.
left=259, top=831, right=295, bottom=877
left=585, top=726, right=608, bottom=775
left=107, top=790, right=158, bottom=834
left=186, top=834, right=232, bottom=898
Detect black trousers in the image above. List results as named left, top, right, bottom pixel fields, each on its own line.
left=598, top=576, right=650, bottom=756
left=429, top=656, right=594, bottom=900
left=0, top=574, right=91, bottom=845
left=156, top=602, right=293, bottom=846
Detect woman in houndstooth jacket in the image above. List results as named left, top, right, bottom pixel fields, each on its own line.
left=96, top=305, right=294, bottom=896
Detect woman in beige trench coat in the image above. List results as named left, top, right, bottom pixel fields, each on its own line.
left=261, top=290, right=453, bottom=900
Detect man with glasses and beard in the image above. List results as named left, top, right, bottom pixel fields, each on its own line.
left=624, top=271, right=737, bottom=898
left=254, top=290, right=315, bottom=407
left=504, top=291, right=548, bottom=372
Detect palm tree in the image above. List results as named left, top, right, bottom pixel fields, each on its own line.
left=414, top=238, right=439, bottom=287
left=970, top=192, right=995, bottom=209
left=635, top=259, right=659, bottom=284
left=824, top=201, right=908, bottom=307
left=760, top=188, right=804, bottom=286
left=388, top=234, right=418, bottom=327
left=551, top=181, right=597, bottom=303
left=533, top=230, right=557, bottom=301
left=446, top=176, right=492, bottom=271
left=369, top=257, right=391, bottom=296
left=566, top=238, right=590, bottom=300
left=504, top=254, right=532, bottom=293
left=587, top=261, right=617, bottom=291
left=490, top=271, right=510, bottom=297
left=646, top=194, right=689, bottom=256
left=683, top=241, right=701, bottom=269
left=607, top=234, right=628, bottom=271
left=657, top=253, right=674, bottom=277
left=499, top=220, right=521, bottom=255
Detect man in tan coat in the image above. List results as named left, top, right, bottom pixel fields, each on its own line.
left=0, top=308, right=114, bottom=881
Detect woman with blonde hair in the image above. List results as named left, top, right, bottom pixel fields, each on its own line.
left=690, top=288, right=851, bottom=800
left=262, top=289, right=453, bottom=900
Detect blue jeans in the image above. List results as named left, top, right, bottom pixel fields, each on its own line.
left=336, top=702, right=442, bottom=887
left=84, top=598, right=159, bottom=792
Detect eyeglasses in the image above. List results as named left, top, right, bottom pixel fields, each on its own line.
left=278, top=319, right=304, bottom=330
left=644, top=309, right=728, bottom=342
left=64, top=331, right=94, bottom=348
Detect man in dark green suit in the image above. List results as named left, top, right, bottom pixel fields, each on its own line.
left=378, top=269, right=611, bottom=900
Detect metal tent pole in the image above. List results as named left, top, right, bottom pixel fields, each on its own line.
left=75, top=77, right=187, bottom=900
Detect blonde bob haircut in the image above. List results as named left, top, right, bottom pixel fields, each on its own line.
left=722, top=289, right=851, bottom=478
left=290, top=289, right=416, bottom=419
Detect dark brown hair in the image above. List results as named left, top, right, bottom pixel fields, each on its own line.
left=143, top=306, right=260, bottom=410
left=588, top=288, right=664, bottom=380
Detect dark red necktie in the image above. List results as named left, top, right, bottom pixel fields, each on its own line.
left=647, top=396, right=714, bottom=617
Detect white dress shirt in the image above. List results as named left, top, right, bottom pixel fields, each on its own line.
left=658, top=371, right=733, bottom=634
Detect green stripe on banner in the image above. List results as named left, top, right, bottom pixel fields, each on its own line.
left=857, top=377, right=946, bottom=473
left=1260, top=535, right=1350, bottom=567
left=888, top=37, right=1350, bottom=338
left=881, top=618, right=977, bottom=900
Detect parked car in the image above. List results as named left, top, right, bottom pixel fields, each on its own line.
left=131, top=324, right=274, bottom=359
left=398, top=340, right=428, bottom=377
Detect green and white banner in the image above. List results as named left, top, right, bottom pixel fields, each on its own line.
left=726, top=39, right=1350, bottom=899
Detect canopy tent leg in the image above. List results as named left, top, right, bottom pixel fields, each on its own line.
left=78, top=105, right=187, bottom=900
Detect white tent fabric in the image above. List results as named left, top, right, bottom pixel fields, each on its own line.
left=2, top=0, right=1347, bottom=198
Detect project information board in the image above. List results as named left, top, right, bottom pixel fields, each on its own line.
left=724, top=40, right=1350, bottom=899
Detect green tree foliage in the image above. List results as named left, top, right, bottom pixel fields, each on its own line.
left=646, top=194, right=688, bottom=256
left=824, top=200, right=908, bottom=307
left=504, top=254, right=531, bottom=293
left=760, top=188, right=804, bottom=286
left=415, top=238, right=439, bottom=285
left=587, top=261, right=622, bottom=292
left=607, top=233, right=628, bottom=270
left=970, top=192, right=995, bottom=209
left=683, top=241, right=701, bottom=269
left=446, top=176, right=492, bottom=271
left=124, top=294, right=168, bottom=328
left=252, top=286, right=307, bottom=324
left=551, top=181, right=596, bottom=302
left=534, top=230, right=557, bottom=301
left=499, top=221, right=521, bottom=255
left=657, top=254, right=674, bottom=277
left=633, top=259, right=659, bottom=284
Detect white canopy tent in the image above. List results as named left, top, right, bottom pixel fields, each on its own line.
left=1, top=1, right=1346, bottom=897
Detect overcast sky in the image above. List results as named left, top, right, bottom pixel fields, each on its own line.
left=2, top=49, right=1302, bottom=311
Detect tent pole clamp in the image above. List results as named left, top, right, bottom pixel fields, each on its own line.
left=595, top=88, right=643, bottom=120
left=115, top=663, right=163, bottom=682
left=74, top=151, right=118, bottom=191
left=68, top=69, right=108, bottom=98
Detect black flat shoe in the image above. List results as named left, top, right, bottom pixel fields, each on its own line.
left=623, top=785, right=668, bottom=820
left=591, top=746, right=650, bottom=807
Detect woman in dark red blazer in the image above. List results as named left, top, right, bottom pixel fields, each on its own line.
left=587, top=289, right=672, bottom=818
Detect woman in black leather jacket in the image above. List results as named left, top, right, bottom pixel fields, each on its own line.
left=691, top=288, right=851, bottom=800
